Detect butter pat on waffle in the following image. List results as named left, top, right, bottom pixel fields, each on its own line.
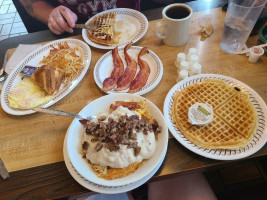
left=171, top=79, right=258, bottom=149
left=86, top=13, right=117, bottom=45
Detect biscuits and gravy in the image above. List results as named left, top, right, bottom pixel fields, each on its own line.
left=80, top=100, right=161, bottom=180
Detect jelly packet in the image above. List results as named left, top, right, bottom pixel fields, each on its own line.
left=188, top=103, right=214, bottom=126
left=248, top=46, right=264, bottom=63
left=20, top=65, right=37, bottom=76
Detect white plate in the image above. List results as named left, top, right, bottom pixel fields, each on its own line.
left=66, top=93, right=168, bottom=187
left=1, top=39, right=91, bottom=115
left=164, top=74, right=267, bottom=160
left=82, top=8, right=148, bottom=50
left=94, top=46, right=163, bottom=95
left=63, top=133, right=166, bottom=194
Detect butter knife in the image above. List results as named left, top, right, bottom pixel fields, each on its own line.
left=74, top=24, right=96, bottom=30
left=0, top=157, right=9, bottom=180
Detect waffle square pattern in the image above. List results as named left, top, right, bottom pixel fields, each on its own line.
left=171, top=79, right=258, bottom=149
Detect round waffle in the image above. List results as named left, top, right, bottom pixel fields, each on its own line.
left=87, top=13, right=117, bottom=45
left=171, top=79, right=258, bottom=149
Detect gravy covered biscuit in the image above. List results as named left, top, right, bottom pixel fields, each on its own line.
left=80, top=100, right=161, bottom=180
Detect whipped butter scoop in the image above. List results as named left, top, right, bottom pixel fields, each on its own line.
left=188, top=103, right=213, bottom=125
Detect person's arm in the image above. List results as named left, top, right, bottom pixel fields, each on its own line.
left=19, top=0, right=78, bottom=35
left=19, top=0, right=54, bottom=24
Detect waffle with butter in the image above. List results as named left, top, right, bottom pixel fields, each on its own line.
left=86, top=13, right=117, bottom=45
left=171, top=79, right=258, bottom=149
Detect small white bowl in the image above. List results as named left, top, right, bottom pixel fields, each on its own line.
left=66, top=93, right=168, bottom=187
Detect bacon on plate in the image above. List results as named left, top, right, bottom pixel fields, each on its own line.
left=128, top=47, right=150, bottom=93
left=115, top=42, right=137, bottom=91
left=110, top=101, right=140, bottom=111
left=102, top=46, right=124, bottom=92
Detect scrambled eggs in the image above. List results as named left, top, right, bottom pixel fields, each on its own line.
left=8, top=79, right=54, bottom=109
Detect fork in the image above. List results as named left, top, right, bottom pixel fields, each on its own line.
left=74, top=24, right=96, bottom=30
left=33, top=107, right=97, bottom=121
left=0, top=50, right=8, bottom=82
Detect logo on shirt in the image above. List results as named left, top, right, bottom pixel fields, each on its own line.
left=77, top=0, right=117, bottom=15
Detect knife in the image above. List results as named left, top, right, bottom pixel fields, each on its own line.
left=0, top=157, right=9, bottom=180
left=74, top=24, right=96, bottom=30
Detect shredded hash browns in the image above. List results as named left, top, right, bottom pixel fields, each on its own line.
left=40, top=42, right=83, bottom=85
left=91, top=160, right=145, bottom=180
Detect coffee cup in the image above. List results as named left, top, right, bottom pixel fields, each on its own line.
left=155, top=3, right=193, bottom=46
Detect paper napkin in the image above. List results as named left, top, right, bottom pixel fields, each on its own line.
left=0, top=44, right=42, bottom=90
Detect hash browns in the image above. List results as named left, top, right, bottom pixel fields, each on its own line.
left=40, top=42, right=83, bottom=85
left=91, top=160, right=145, bottom=180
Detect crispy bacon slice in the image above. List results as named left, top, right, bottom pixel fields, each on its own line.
left=102, top=46, right=124, bottom=92
left=110, top=101, right=140, bottom=111
left=115, top=42, right=137, bottom=91
left=128, top=47, right=150, bottom=93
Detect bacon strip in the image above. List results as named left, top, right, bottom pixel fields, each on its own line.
left=128, top=47, right=150, bottom=93
left=110, top=101, right=140, bottom=111
left=115, top=42, right=137, bottom=91
left=102, top=46, right=124, bottom=92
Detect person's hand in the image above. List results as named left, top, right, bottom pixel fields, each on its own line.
left=48, top=5, right=78, bottom=35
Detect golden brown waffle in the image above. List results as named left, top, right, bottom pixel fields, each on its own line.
left=171, top=79, right=258, bottom=149
left=215, top=92, right=258, bottom=142
left=86, top=13, right=117, bottom=45
left=171, top=87, right=201, bottom=134
left=186, top=79, right=237, bottom=109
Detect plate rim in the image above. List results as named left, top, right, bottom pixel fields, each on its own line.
left=1, top=38, right=92, bottom=115
left=163, top=74, right=267, bottom=160
left=82, top=8, right=149, bottom=50
left=93, top=45, right=163, bottom=95
left=66, top=93, right=168, bottom=187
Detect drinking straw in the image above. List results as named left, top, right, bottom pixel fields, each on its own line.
left=242, top=0, right=259, bottom=20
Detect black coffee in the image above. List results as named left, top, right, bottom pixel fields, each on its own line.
left=165, top=6, right=190, bottom=19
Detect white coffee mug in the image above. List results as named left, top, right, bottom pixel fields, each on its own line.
left=155, top=3, right=193, bottom=46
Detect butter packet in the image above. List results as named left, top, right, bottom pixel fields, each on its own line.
left=188, top=103, right=214, bottom=126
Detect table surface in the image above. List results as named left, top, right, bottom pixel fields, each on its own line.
left=1, top=3, right=267, bottom=200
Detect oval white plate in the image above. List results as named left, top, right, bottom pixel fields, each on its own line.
left=66, top=93, right=168, bottom=187
left=1, top=39, right=91, bottom=115
left=63, top=134, right=166, bottom=194
left=164, top=74, right=267, bottom=160
left=82, top=8, right=148, bottom=50
left=94, top=46, right=163, bottom=95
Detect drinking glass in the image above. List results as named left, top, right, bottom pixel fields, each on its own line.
left=220, top=0, right=267, bottom=54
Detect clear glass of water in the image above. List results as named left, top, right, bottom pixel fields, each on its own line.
left=220, top=0, right=267, bottom=54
